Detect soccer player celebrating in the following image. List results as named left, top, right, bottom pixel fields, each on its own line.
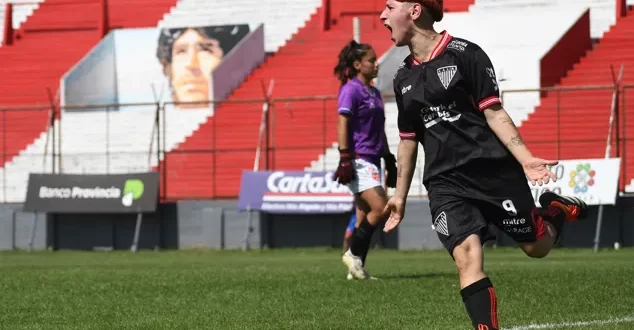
left=333, top=40, right=398, bottom=280
left=380, top=1, right=588, bottom=329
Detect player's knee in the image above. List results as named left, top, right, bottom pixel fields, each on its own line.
left=452, top=236, right=484, bottom=276
left=362, top=187, right=387, bottom=213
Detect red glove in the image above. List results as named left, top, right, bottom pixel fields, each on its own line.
left=333, top=149, right=356, bottom=184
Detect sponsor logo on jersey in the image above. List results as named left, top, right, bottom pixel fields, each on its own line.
left=437, top=65, right=457, bottom=89
left=420, top=101, right=461, bottom=128
left=447, top=39, right=468, bottom=52
left=502, top=218, right=526, bottom=226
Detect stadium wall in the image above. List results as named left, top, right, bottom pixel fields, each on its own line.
left=375, top=45, right=410, bottom=94
left=211, top=24, right=265, bottom=102
left=0, top=200, right=632, bottom=251
left=60, top=32, right=118, bottom=110
left=0, top=204, right=48, bottom=251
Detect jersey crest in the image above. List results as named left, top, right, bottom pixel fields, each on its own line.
left=437, top=65, right=457, bottom=89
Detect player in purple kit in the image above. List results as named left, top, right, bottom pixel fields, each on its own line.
left=332, top=40, right=397, bottom=280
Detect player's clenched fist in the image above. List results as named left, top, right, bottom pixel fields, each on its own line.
left=333, top=149, right=356, bottom=184
left=383, top=196, right=406, bottom=233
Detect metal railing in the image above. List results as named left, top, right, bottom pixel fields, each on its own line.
left=1, top=85, right=634, bottom=200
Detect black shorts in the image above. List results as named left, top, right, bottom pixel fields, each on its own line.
left=427, top=157, right=542, bottom=256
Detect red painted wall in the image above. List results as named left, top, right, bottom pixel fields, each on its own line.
left=540, top=9, right=592, bottom=88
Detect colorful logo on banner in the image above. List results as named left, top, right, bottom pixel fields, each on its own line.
left=529, top=158, right=620, bottom=206
left=569, top=163, right=596, bottom=193
left=237, top=171, right=354, bottom=214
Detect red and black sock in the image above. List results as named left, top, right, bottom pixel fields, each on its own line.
left=460, top=277, right=499, bottom=330
left=349, top=219, right=375, bottom=262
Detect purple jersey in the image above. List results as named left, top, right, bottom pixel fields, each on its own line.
left=337, top=77, right=385, bottom=165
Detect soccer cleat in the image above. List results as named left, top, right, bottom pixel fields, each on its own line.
left=346, top=271, right=378, bottom=281
left=342, top=249, right=373, bottom=280
left=539, top=191, right=588, bottom=222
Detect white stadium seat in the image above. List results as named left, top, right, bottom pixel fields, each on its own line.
left=157, top=0, right=322, bottom=53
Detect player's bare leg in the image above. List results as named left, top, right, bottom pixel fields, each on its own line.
left=453, top=234, right=499, bottom=330
left=355, top=203, right=366, bottom=227
left=520, top=192, right=588, bottom=258
left=342, top=206, right=364, bottom=253
left=342, top=186, right=387, bottom=279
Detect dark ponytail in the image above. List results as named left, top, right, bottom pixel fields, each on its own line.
left=333, top=40, right=373, bottom=86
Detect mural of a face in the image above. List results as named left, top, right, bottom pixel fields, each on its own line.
left=168, top=29, right=224, bottom=107
left=157, top=25, right=250, bottom=109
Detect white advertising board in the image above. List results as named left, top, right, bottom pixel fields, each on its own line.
left=529, top=158, right=621, bottom=207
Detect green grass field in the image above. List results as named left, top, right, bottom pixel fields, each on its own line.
left=0, top=247, right=632, bottom=330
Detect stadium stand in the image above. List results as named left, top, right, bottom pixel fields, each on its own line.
left=157, top=0, right=322, bottom=53
left=156, top=0, right=480, bottom=199
left=471, top=0, right=615, bottom=39
left=0, top=0, right=178, bottom=202
left=518, top=10, right=634, bottom=192
left=0, top=0, right=43, bottom=46
left=160, top=9, right=394, bottom=199
left=327, top=0, right=475, bottom=17
left=1, top=0, right=634, bottom=202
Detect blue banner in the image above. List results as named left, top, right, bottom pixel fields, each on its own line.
left=237, top=170, right=354, bottom=214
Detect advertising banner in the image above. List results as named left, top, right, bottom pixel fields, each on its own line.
left=24, top=172, right=160, bottom=213
left=530, top=158, right=621, bottom=207
left=237, top=171, right=354, bottom=214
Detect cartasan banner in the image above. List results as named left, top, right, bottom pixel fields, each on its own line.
left=24, top=172, right=159, bottom=213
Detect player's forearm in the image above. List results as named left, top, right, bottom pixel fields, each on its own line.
left=395, top=139, right=418, bottom=199
left=337, top=115, right=349, bottom=150
left=484, top=106, right=533, bottom=165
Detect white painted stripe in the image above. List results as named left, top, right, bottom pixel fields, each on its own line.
left=262, top=195, right=353, bottom=202
left=503, top=315, right=634, bottom=330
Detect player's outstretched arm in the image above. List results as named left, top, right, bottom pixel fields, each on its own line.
left=483, top=104, right=558, bottom=186
left=483, top=104, right=532, bottom=162
left=383, top=139, right=417, bottom=232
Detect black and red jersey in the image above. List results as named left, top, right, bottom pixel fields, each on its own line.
left=393, top=31, right=510, bottom=184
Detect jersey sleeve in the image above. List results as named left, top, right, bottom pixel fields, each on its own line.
left=394, top=81, right=416, bottom=140
left=467, top=46, right=502, bottom=111
left=337, top=85, right=356, bottom=116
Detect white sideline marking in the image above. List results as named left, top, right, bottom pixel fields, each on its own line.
left=503, top=315, right=634, bottom=330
